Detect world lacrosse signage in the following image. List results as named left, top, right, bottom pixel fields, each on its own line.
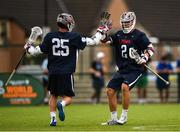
left=0, top=73, right=44, bottom=105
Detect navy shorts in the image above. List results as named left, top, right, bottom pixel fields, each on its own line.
left=48, top=74, right=75, bottom=97
left=92, top=78, right=105, bottom=89
left=107, top=70, right=142, bottom=91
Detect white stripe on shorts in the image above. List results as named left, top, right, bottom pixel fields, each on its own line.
left=129, top=74, right=142, bottom=87
left=71, top=74, right=74, bottom=92
left=76, top=50, right=79, bottom=65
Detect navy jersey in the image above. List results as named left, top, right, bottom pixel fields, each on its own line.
left=156, top=62, right=173, bottom=81
left=156, top=62, right=173, bottom=88
left=91, top=61, right=104, bottom=79
left=39, top=31, right=86, bottom=74
left=110, top=29, right=151, bottom=72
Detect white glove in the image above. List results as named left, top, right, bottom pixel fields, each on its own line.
left=137, top=54, right=148, bottom=64
left=97, top=20, right=112, bottom=34
left=24, top=43, right=32, bottom=54
left=97, top=12, right=112, bottom=34
left=24, top=43, right=31, bottom=50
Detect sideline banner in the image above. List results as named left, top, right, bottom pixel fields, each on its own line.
left=0, top=73, right=44, bottom=105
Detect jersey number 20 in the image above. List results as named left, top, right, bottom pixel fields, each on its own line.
left=121, top=45, right=134, bottom=58
left=52, top=38, right=69, bottom=56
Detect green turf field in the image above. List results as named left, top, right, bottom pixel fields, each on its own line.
left=0, top=104, right=180, bottom=131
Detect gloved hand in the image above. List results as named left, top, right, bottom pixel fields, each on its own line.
left=99, top=11, right=111, bottom=26
left=24, top=43, right=32, bottom=53
left=97, top=12, right=112, bottom=34
left=97, top=20, right=112, bottom=34
left=136, top=54, right=149, bottom=64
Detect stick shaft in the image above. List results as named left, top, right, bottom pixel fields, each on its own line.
left=5, top=69, right=16, bottom=86
left=144, top=64, right=169, bottom=84
left=15, top=51, right=26, bottom=70
left=5, top=51, right=26, bottom=86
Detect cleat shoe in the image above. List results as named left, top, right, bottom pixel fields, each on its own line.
left=117, top=115, right=127, bottom=125
left=50, top=117, right=56, bottom=126
left=101, top=119, right=119, bottom=125
left=57, top=101, right=65, bottom=121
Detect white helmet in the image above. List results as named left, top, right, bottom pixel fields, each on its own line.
left=120, top=12, right=136, bottom=34
left=97, top=52, right=105, bottom=59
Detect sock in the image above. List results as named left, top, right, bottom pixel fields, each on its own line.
left=121, top=109, right=128, bottom=117
left=61, top=100, right=66, bottom=107
left=50, top=111, right=56, bottom=118
left=111, top=111, right=118, bottom=120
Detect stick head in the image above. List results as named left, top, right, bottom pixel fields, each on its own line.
left=129, top=48, right=141, bottom=62
left=28, top=26, right=43, bottom=44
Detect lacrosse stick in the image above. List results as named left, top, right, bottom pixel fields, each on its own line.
left=129, top=48, right=170, bottom=85
left=4, top=26, right=43, bottom=86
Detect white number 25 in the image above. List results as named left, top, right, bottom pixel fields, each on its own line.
left=52, top=38, right=69, bottom=56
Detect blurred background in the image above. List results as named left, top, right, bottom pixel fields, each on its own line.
left=0, top=0, right=180, bottom=105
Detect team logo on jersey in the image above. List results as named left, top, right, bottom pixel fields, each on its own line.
left=119, top=39, right=131, bottom=44
left=81, top=37, right=86, bottom=43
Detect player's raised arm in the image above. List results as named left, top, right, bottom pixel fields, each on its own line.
left=24, top=44, right=42, bottom=56
left=86, top=12, right=112, bottom=46
left=24, top=32, right=52, bottom=56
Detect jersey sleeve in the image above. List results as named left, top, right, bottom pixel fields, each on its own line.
left=72, top=33, right=87, bottom=50
left=136, top=32, right=151, bottom=51
left=109, top=33, right=118, bottom=46
left=39, top=33, right=51, bottom=54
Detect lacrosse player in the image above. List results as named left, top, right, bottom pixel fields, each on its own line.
left=101, top=12, right=154, bottom=125
left=24, top=12, right=112, bottom=126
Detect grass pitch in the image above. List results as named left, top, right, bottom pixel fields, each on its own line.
left=0, top=104, right=180, bottom=131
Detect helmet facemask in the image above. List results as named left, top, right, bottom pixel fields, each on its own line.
left=57, top=13, right=75, bottom=32
left=120, top=12, right=136, bottom=34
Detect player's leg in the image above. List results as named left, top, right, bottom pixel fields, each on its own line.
left=136, top=75, right=148, bottom=104
left=100, top=88, right=119, bottom=125
left=61, top=96, right=73, bottom=106
left=91, top=79, right=97, bottom=103
left=165, top=87, right=169, bottom=103
left=56, top=73, right=75, bottom=121
left=49, top=94, right=58, bottom=126
left=43, top=78, right=49, bottom=104
left=137, top=87, right=142, bottom=103
left=142, top=76, right=148, bottom=103
left=57, top=96, right=72, bottom=121
left=117, top=83, right=129, bottom=124
left=159, top=89, right=163, bottom=103
left=117, top=71, right=142, bottom=125
left=143, top=88, right=147, bottom=103
left=121, top=83, right=130, bottom=109
left=96, top=87, right=101, bottom=103
left=48, top=74, right=58, bottom=126
left=102, top=74, right=123, bottom=125
left=107, top=88, right=118, bottom=117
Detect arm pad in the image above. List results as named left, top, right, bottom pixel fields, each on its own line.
left=144, top=43, right=154, bottom=57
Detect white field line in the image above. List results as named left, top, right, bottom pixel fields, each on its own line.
left=132, top=124, right=179, bottom=130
